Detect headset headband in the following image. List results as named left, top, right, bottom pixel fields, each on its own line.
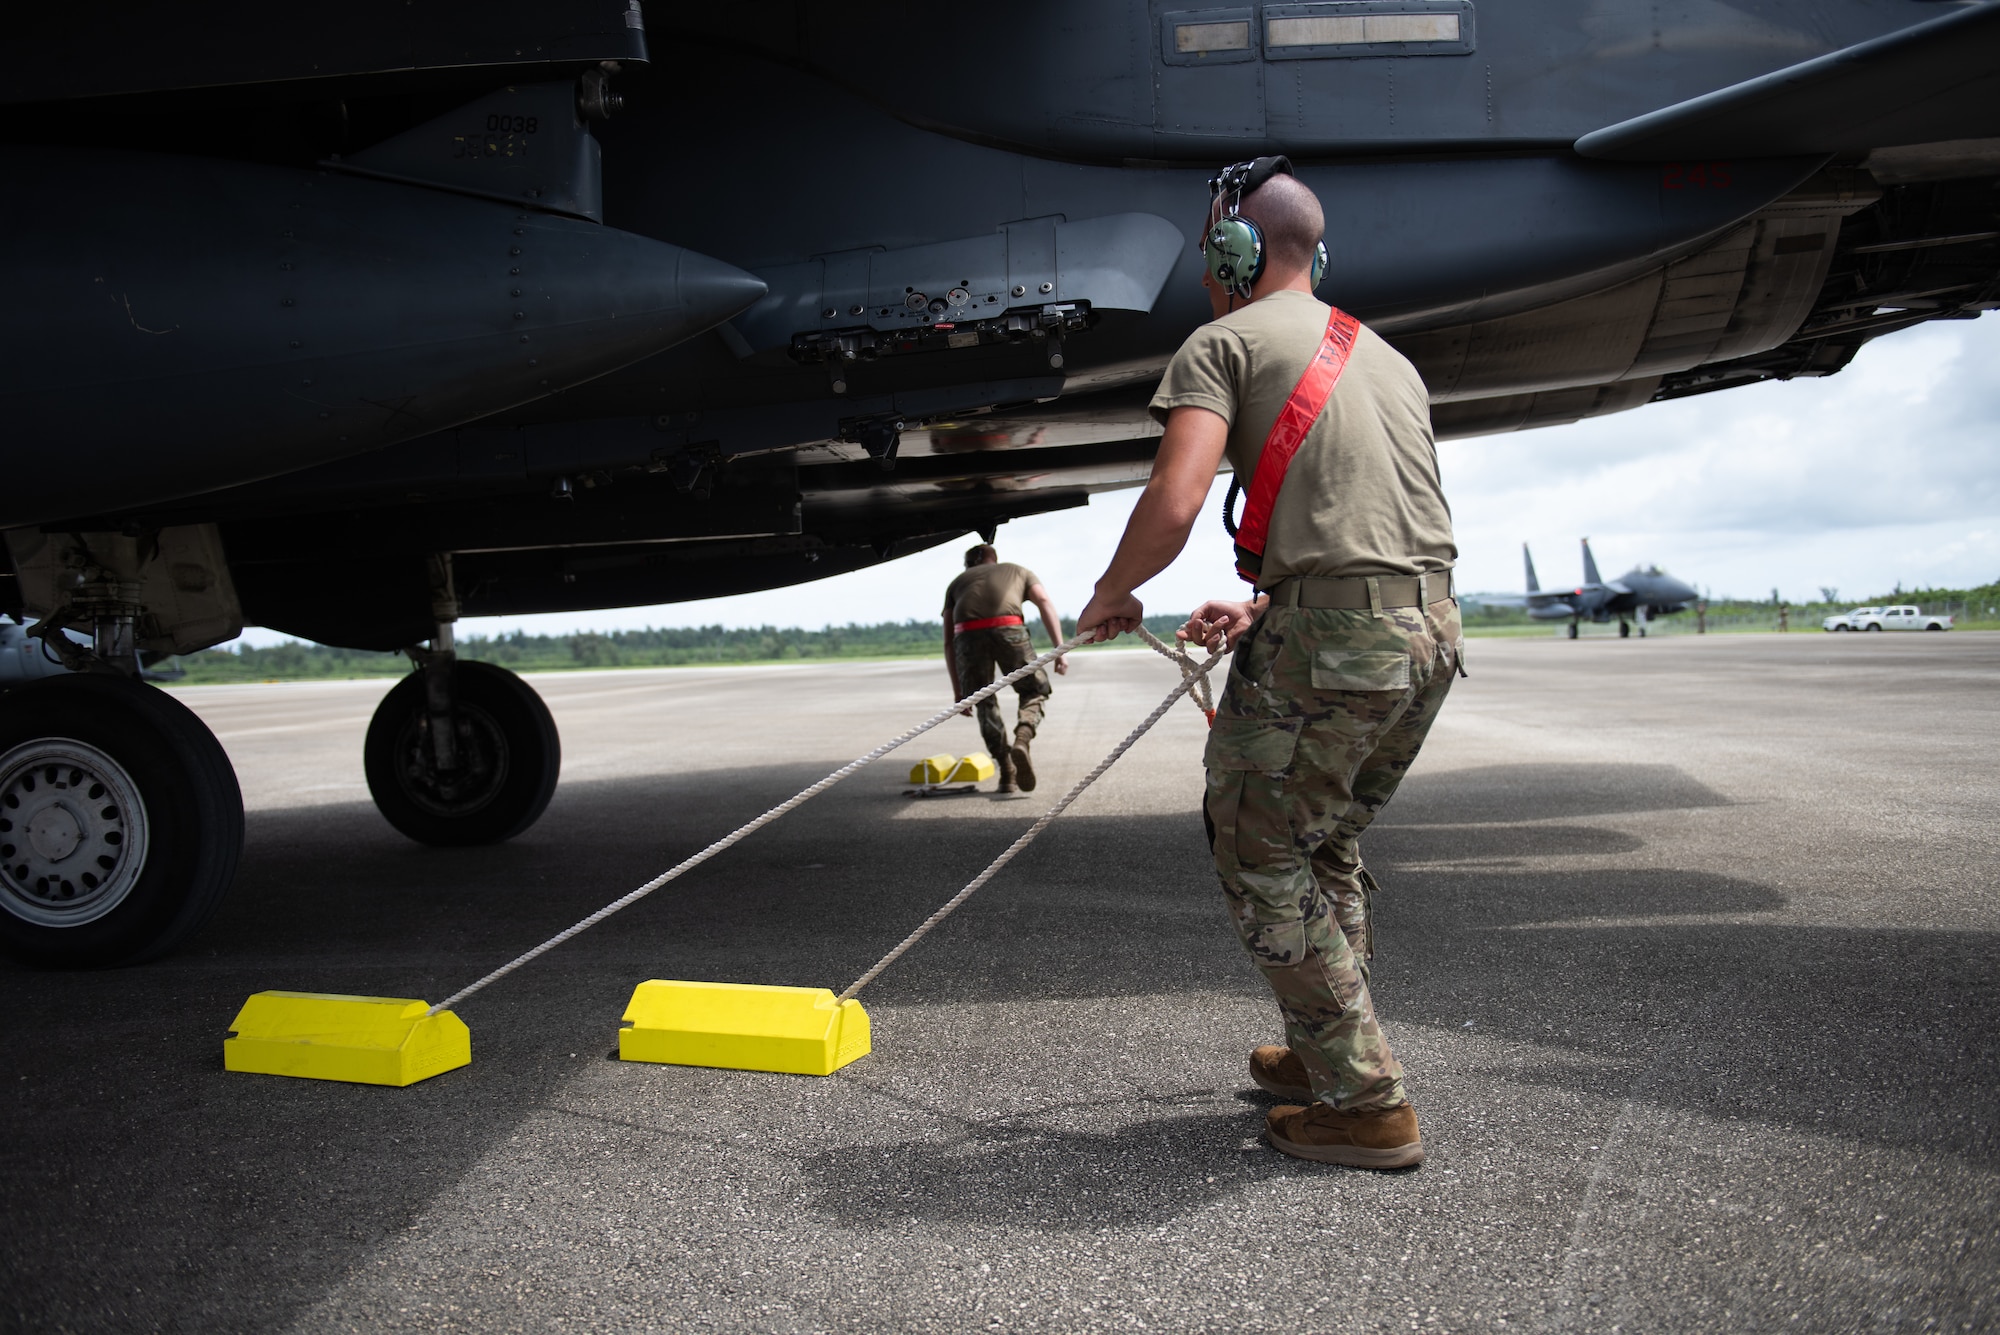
left=1208, top=155, right=1296, bottom=216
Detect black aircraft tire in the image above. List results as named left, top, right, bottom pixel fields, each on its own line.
left=365, top=661, right=560, bottom=847
left=1566, top=623, right=1578, bottom=639
left=0, top=675, right=244, bottom=968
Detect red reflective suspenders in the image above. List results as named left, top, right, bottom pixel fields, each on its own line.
left=1232, top=306, right=1361, bottom=585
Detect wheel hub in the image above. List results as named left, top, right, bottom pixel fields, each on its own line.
left=27, top=804, right=83, bottom=861
left=0, top=739, right=150, bottom=928
left=396, top=704, right=511, bottom=819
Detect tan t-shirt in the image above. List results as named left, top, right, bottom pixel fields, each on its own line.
left=1149, top=289, right=1455, bottom=587
left=943, top=562, right=1039, bottom=623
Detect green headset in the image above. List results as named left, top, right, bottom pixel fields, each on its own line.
left=1202, top=155, right=1329, bottom=300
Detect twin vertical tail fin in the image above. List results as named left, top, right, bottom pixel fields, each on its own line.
left=1523, top=543, right=1542, bottom=594
left=1581, top=537, right=1604, bottom=587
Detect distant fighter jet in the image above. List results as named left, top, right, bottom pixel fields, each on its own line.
left=1525, top=540, right=1700, bottom=639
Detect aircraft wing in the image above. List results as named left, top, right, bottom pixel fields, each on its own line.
left=1574, top=2, right=2000, bottom=160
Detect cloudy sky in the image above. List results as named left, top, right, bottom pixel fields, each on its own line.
left=237, top=313, right=1997, bottom=646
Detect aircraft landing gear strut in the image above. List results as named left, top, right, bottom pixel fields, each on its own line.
left=363, top=555, right=561, bottom=846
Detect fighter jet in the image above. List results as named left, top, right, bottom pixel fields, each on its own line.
left=1525, top=540, right=1701, bottom=639
left=2, top=1, right=1996, bottom=964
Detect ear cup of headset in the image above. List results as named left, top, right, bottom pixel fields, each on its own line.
left=1206, top=215, right=1264, bottom=296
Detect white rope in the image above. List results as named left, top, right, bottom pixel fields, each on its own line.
left=836, top=640, right=1223, bottom=1003
left=427, top=633, right=1092, bottom=1015
left=1134, top=623, right=1216, bottom=722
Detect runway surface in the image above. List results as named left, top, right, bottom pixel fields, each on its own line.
left=3, top=633, right=1995, bottom=1333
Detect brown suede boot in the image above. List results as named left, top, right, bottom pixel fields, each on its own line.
left=1265, top=1101, right=1424, bottom=1169
left=1009, top=730, right=1037, bottom=792
left=1248, top=1045, right=1313, bottom=1102
left=995, top=749, right=1019, bottom=793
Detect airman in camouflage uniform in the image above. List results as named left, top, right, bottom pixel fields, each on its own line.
left=943, top=544, right=1069, bottom=792
left=1076, top=161, right=1457, bottom=1168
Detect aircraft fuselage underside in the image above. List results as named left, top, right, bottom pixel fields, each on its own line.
left=7, top=4, right=1999, bottom=652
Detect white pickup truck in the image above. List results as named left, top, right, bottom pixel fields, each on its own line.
left=1824, top=606, right=1881, bottom=631
left=1849, top=604, right=1953, bottom=632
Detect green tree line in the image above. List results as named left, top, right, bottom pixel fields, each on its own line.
left=170, top=614, right=1201, bottom=684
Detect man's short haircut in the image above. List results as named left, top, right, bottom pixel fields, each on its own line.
left=965, top=543, right=997, bottom=567
left=1239, top=173, right=1325, bottom=277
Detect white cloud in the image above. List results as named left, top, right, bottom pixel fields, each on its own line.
left=1442, top=313, right=2000, bottom=599
left=231, top=314, right=1999, bottom=647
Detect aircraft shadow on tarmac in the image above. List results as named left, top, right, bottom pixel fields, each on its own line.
left=1376, top=762, right=1735, bottom=825
left=2, top=759, right=1992, bottom=1325
left=189, top=760, right=1748, bottom=1003
left=206, top=759, right=1989, bottom=1170
left=790, top=916, right=1995, bottom=1236
left=795, top=1101, right=1306, bottom=1230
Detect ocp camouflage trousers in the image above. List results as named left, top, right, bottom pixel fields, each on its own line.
left=954, top=625, right=1051, bottom=759
left=1203, top=597, right=1462, bottom=1111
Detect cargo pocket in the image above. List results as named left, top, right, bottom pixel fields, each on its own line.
left=1309, top=650, right=1411, bottom=693
left=1203, top=715, right=1303, bottom=774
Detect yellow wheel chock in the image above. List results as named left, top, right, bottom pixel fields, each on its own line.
left=223, top=991, right=470, bottom=1087
left=904, top=751, right=995, bottom=797
left=618, top=980, right=870, bottom=1076
left=948, top=752, right=996, bottom=783
left=907, top=752, right=957, bottom=784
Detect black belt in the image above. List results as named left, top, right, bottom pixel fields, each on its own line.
left=1267, top=573, right=1453, bottom=611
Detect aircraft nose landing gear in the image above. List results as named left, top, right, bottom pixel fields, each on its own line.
left=362, top=556, right=560, bottom=846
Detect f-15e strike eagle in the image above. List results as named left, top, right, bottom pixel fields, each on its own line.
left=1524, top=540, right=1702, bottom=638
left=1, top=1, right=1995, bottom=964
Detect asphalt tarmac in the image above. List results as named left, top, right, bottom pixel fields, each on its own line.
left=2, top=632, right=1995, bottom=1333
